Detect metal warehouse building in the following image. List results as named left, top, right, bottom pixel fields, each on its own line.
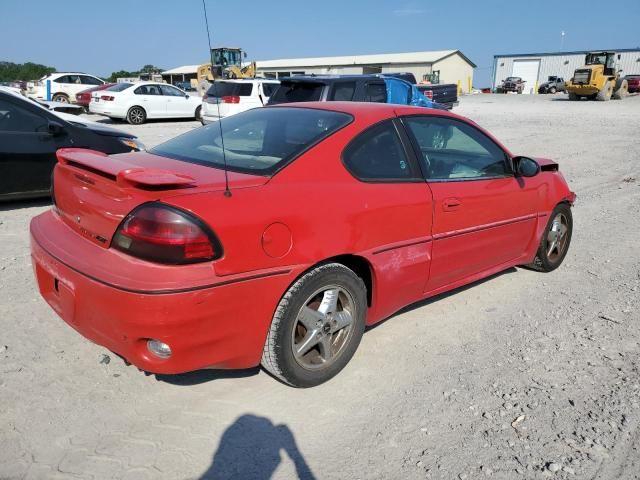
left=493, top=48, right=640, bottom=94
left=256, top=50, right=477, bottom=94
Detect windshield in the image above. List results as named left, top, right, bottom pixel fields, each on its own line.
left=269, top=82, right=324, bottom=104
left=150, top=107, right=352, bottom=175
left=107, top=83, right=132, bottom=92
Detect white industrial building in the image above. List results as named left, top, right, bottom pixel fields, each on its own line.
left=256, top=50, right=477, bottom=93
left=492, top=48, right=640, bottom=94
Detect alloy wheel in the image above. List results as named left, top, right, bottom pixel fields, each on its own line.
left=291, top=286, right=356, bottom=370
left=546, top=212, right=569, bottom=262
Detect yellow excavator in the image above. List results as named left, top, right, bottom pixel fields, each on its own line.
left=193, top=47, right=257, bottom=95
left=565, top=51, right=628, bottom=101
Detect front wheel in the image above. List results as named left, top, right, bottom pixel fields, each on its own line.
left=194, top=105, right=202, bottom=121
left=613, top=79, right=628, bottom=99
left=126, top=106, right=146, bottom=125
left=52, top=93, right=69, bottom=103
left=528, top=203, right=573, bottom=272
left=549, top=86, right=557, bottom=94
left=261, top=263, right=367, bottom=387
left=568, top=92, right=579, bottom=101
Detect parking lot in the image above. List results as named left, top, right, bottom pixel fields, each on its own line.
left=1, top=94, right=639, bottom=479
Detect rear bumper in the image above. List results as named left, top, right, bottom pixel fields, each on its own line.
left=30, top=210, right=299, bottom=374
left=89, top=102, right=126, bottom=118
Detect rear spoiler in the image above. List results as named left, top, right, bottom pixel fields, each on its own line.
left=56, top=148, right=196, bottom=188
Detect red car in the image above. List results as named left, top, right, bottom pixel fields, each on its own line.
left=626, top=75, right=640, bottom=93
left=30, top=102, right=575, bottom=387
left=75, top=83, right=115, bottom=108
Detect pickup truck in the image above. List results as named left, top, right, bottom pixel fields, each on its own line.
left=500, top=77, right=525, bottom=94
left=415, top=83, right=458, bottom=110
left=538, top=76, right=566, bottom=94
left=268, top=74, right=437, bottom=109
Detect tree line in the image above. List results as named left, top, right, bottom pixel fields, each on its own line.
left=0, top=61, right=56, bottom=82
left=0, top=61, right=164, bottom=83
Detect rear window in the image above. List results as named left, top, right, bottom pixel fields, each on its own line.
left=206, top=82, right=253, bottom=97
left=150, top=107, right=352, bottom=175
left=269, top=81, right=324, bottom=104
left=107, top=83, right=132, bottom=92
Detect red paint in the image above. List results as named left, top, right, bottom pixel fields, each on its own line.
left=74, top=83, right=116, bottom=107
left=30, top=102, right=575, bottom=374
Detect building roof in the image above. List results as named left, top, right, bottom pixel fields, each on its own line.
left=494, top=47, right=640, bottom=58
left=257, top=50, right=476, bottom=69
left=161, top=65, right=200, bottom=75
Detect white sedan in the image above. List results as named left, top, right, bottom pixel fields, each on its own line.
left=89, top=82, right=202, bottom=124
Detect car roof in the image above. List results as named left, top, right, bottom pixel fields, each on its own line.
left=270, top=100, right=460, bottom=119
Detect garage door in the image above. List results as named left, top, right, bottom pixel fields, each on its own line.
left=512, top=60, right=540, bottom=94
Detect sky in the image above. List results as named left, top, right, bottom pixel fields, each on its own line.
left=2, top=0, right=639, bottom=87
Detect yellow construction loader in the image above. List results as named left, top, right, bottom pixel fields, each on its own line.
left=565, top=51, right=628, bottom=101
left=192, top=47, right=257, bottom=95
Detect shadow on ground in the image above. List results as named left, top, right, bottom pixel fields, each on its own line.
left=155, top=367, right=261, bottom=386
left=200, top=414, right=316, bottom=480
left=0, top=197, right=51, bottom=212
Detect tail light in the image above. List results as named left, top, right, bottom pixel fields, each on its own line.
left=423, top=90, right=433, bottom=100
left=202, top=92, right=208, bottom=101
left=100, top=95, right=115, bottom=101
left=112, top=203, right=223, bottom=264
left=221, top=95, right=240, bottom=104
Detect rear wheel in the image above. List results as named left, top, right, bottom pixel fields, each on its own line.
left=549, top=86, right=557, bottom=94
left=528, top=203, right=573, bottom=272
left=126, top=106, right=146, bottom=125
left=261, top=263, right=367, bottom=387
left=613, top=79, right=628, bottom=99
left=596, top=81, right=613, bottom=101
left=52, top=93, right=69, bottom=103
left=194, top=105, right=202, bottom=121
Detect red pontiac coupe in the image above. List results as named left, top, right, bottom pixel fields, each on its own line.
left=30, top=102, right=575, bottom=387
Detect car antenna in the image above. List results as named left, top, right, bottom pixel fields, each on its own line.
left=202, top=0, right=231, bottom=197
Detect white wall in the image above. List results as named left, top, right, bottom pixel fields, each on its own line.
left=432, top=54, right=474, bottom=93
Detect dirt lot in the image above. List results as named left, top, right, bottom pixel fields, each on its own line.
left=1, top=94, right=639, bottom=480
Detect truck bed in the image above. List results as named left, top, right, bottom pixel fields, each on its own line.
left=415, top=84, right=458, bottom=110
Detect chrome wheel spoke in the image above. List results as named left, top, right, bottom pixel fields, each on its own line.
left=331, top=310, right=352, bottom=333
left=547, top=238, right=558, bottom=256
left=298, top=307, right=325, bottom=331
left=318, top=335, right=333, bottom=363
left=318, top=289, right=339, bottom=314
left=294, top=329, right=321, bottom=359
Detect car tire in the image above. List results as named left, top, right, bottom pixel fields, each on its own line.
left=568, top=92, right=579, bottom=101
left=613, top=79, right=628, bottom=100
left=549, top=87, right=557, bottom=94
left=596, top=81, right=613, bottom=101
left=52, top=93, right=69, bottom=103
left=528, top=203, right=573, bottom=272
left=194, top=105, right=202, bottom=121
left=126, top=106, right=146, bottom=125
left=261, top=263, right=367, bottom=388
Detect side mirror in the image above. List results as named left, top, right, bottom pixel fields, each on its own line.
left=185, top=94, right=189, bottom=98
left=513, top=156, right=540, bottom=177
left=48, top=121, right=65, bottom=136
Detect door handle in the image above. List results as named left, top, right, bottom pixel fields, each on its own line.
left=442, top=198, right=461, bottom=211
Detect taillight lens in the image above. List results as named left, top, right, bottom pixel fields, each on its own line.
left=222, top=95, right=240, bottom=104
left=202, top=93, right=208, bottom=100
left=423, top=90, right=433, bottom=100
left=112, top=204, right=222, bottom=264
left=101, top=95, right=115, bottom=101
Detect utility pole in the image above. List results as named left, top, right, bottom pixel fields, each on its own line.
left=561, top=31, right=566, bottom=51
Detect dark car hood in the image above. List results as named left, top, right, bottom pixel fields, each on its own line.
left=54, top=112, right=135, bottom=138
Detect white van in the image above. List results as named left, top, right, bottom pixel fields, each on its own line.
left=201, top=79, right=279, bottom=124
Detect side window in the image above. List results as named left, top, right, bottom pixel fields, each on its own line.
left=65, top=75, right=82, bottom=85
left=261, top=83, right=278, bottom=97
left=53, top=76, right=68, bottom=84
left=81, top=76, right=103, bottom=85
left=364, top=82, right=387, bottom=103
left=0, top=99, right=48, bottom=133
left=160, top=85, right=185, bottom=96
left=404, top=116, right=509, bottom=181
left=238, top=84, right=253, bottom=96
left=343, top=121, right=415, bottom=181
left=135, top=85, right=160, bottom=95
left=329, top=81, right=356, bottom=101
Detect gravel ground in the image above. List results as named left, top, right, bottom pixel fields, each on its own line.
left=1, top=94, right=639, bottom=480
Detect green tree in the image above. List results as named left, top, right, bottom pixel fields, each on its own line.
left=0, top=61, right=56, bottom=82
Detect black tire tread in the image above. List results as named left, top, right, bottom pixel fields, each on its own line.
left=528, top=203, right=573, bottom=272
